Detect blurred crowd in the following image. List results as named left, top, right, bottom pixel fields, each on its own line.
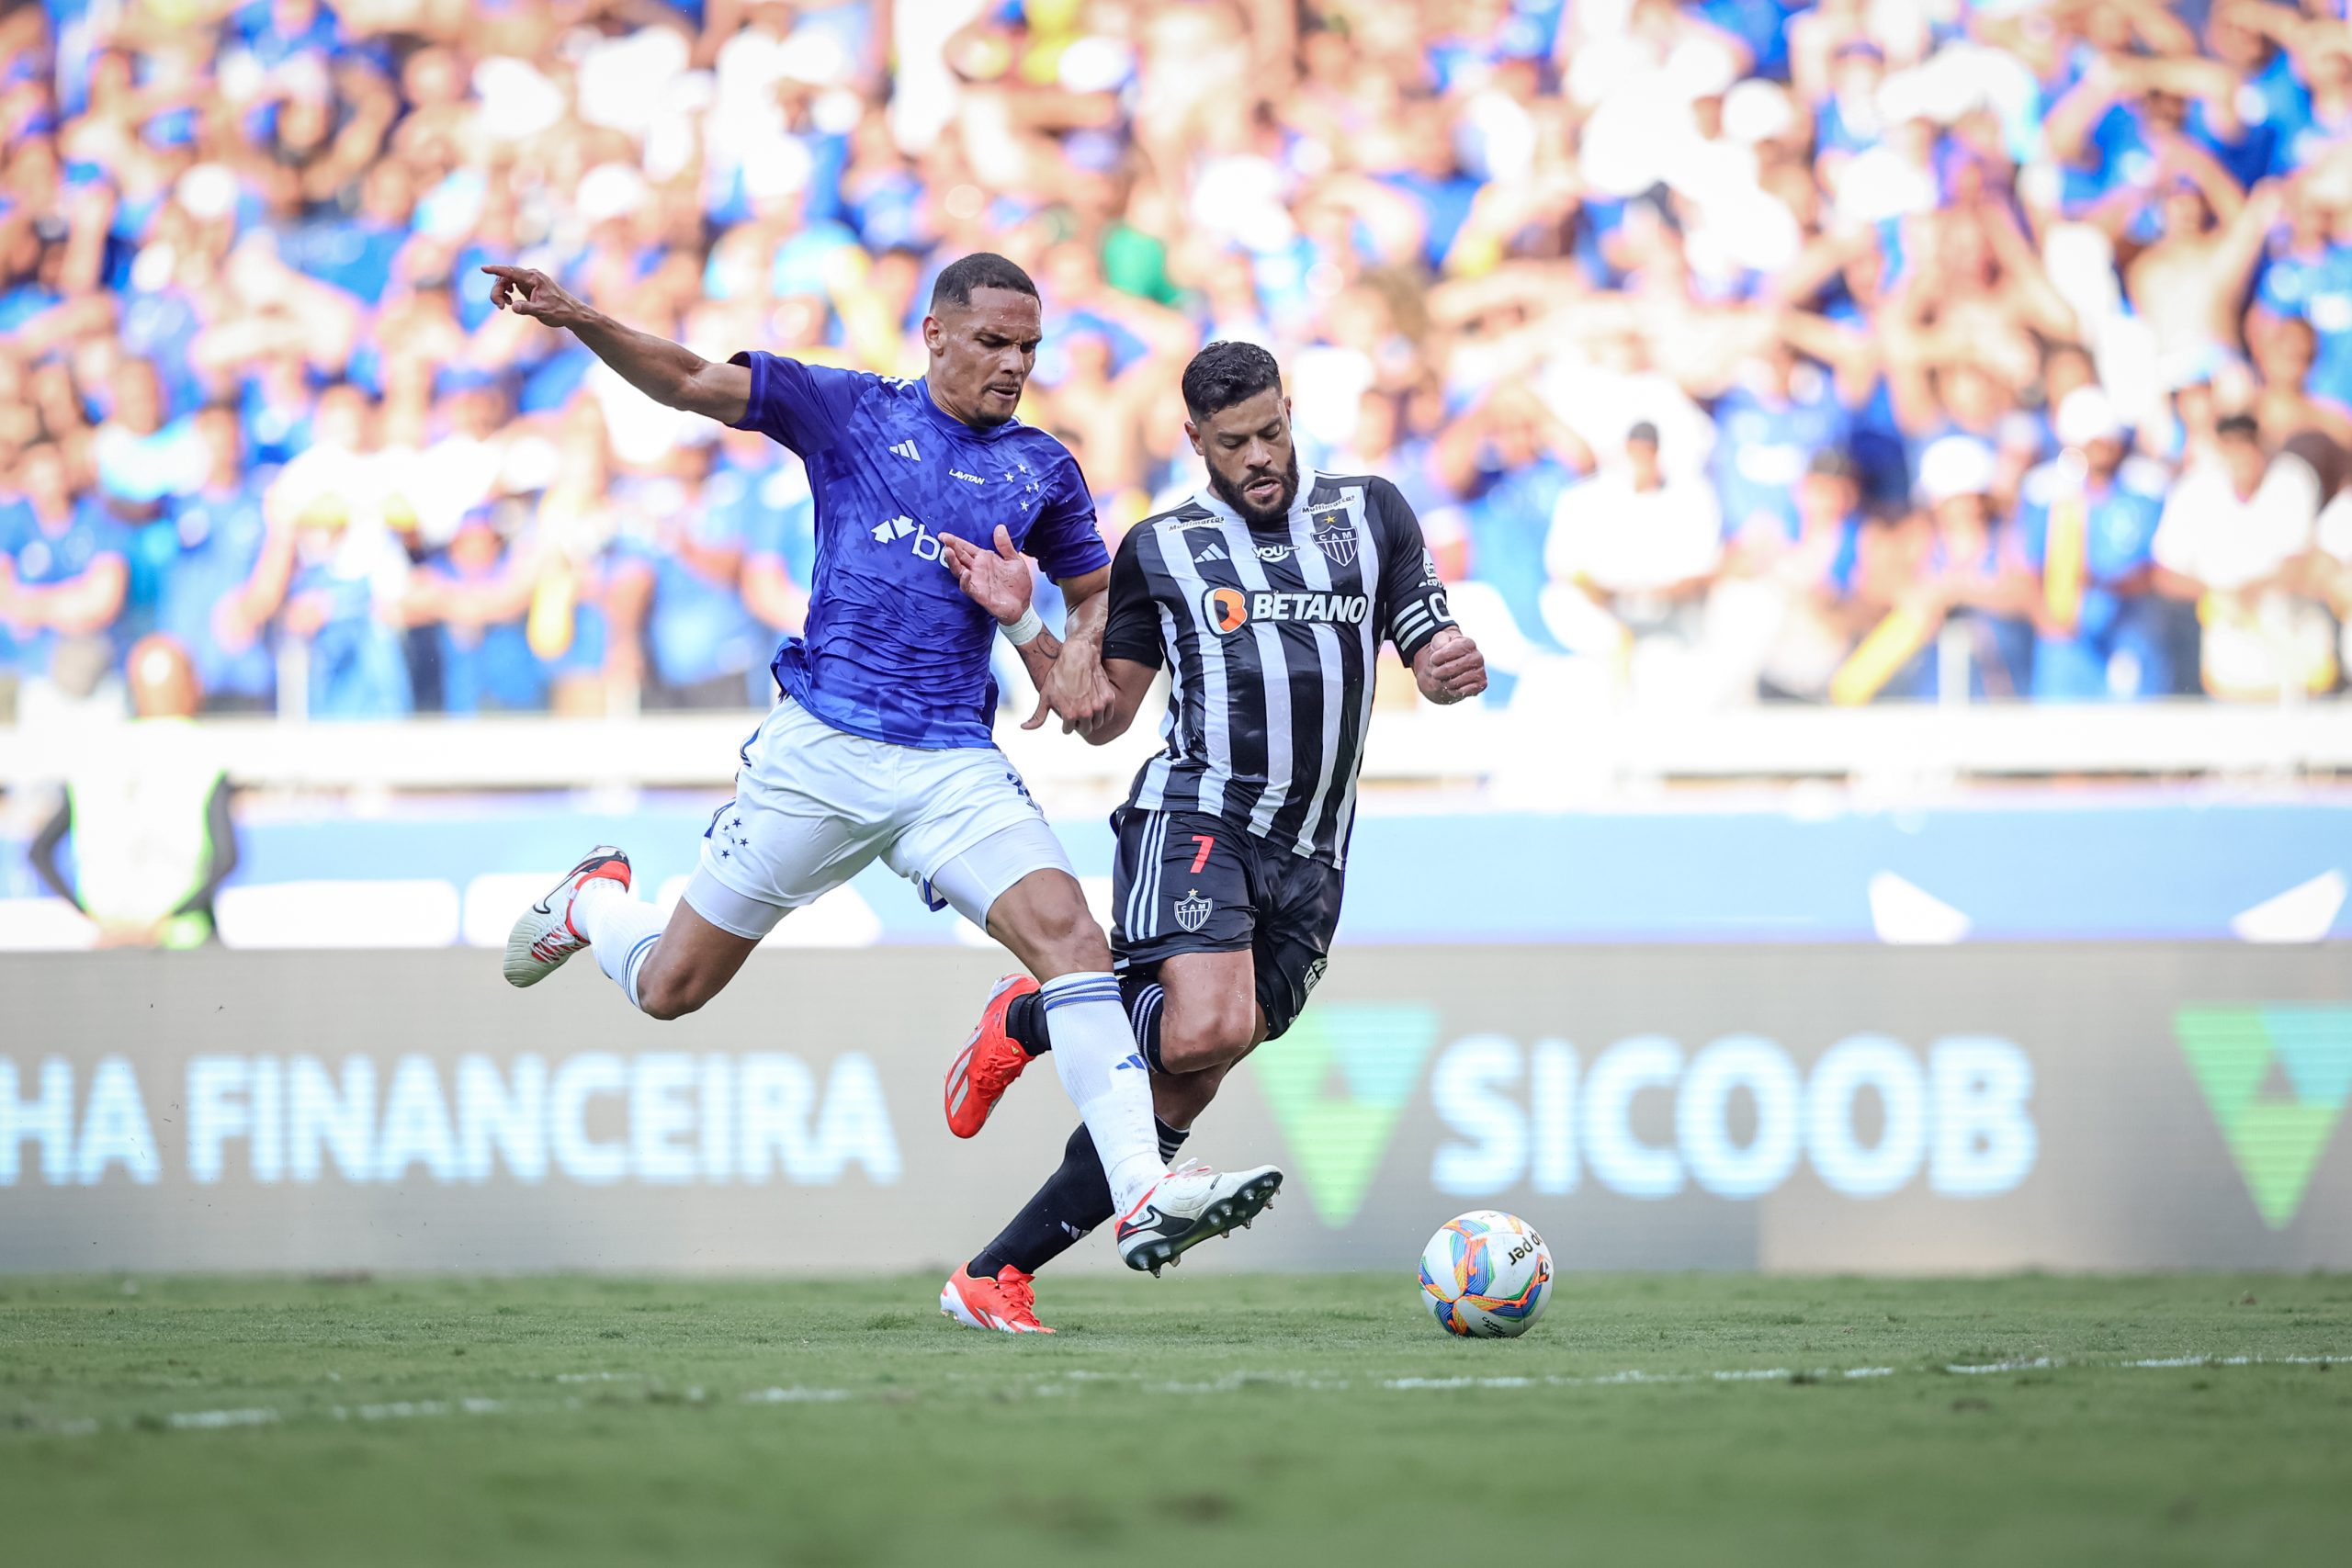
left=10, top=0, right=2352, bottom=721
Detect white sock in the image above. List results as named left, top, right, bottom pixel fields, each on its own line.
left=571, top=878, right=667, bottom=1012
left=1039, top=971, right=1164, bottom=1213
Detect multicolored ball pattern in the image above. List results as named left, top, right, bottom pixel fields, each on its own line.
left=1419, top=1211, right=1553, bottom=1338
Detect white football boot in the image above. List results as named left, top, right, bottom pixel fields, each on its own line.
left=1114, top=1161, right=1284, bottom=1275
left=503, top=847, right=633, bottom=987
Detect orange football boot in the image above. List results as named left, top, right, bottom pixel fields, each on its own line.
left=944, top=974, right=1042, bottom=1137
left=939, top=1264, right=1054, bottom=1333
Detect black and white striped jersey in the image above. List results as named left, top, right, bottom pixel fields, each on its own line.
left=1102, top=469, right=1458, bottom=868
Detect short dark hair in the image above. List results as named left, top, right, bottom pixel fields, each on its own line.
left=1182, top=341, right=1283, bottom=421
left=2216, top=412, right=2262, bottom=441
left=930, top=252, right=1038, bottom=311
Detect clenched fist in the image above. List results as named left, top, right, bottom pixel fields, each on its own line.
left=1414, top=626, right=1488, bottom=705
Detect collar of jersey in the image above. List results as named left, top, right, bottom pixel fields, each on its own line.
left=916, top=379, right=1019, bottom=442
left=1190, top=471, right=1319, bottom=531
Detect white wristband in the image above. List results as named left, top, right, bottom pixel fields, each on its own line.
left=1001, top=608, right=1046, bottom=647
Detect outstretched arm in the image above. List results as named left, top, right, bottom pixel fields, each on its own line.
left=481, top=265, right=750, bottom=424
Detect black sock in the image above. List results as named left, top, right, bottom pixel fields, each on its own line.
left=1123, top=974, right=1168, bottom=1074
left=1156, top=1115, right=1190, bottom=1164
left=967, top=1115, right=1197, bottom=1281
left=969, top=1122, right=1117, bottom=1279
left=1006, top=988, right=1050, bottom=1056
left=1012, top=976, right=1166, bottom=1065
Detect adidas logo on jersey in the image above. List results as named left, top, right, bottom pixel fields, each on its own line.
left=1193, top=542, right=1230, bottom=563
left=890, top=440, right=921, bottom=461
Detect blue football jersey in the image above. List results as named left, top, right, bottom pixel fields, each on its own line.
left=729, top=352, right=1107, bottom=749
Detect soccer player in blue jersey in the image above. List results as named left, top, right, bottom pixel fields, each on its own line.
left=482, top=253, right=1282, bottom=1272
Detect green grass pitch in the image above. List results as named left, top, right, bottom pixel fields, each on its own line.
left=4, top=1272, right=2349, bottom=1566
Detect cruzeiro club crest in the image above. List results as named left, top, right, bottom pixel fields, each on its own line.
left=1173, top=888, right=1213, bottom=932
left=1252, top=1004, right=1440, bottom=1227
left=2176, top=1006, right=2352, bottom=1229
left=1311, top=508, right=1358, bottom=567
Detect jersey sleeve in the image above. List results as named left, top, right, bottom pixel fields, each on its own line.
left=1370, top=478, right=1457, bottom=663
left=1101, top=525, right=1163, bottom=670
left=727, top=351, right=870, bottom=457
left=1023, top=446, right=1111, bottom=582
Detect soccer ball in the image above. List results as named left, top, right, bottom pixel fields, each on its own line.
left=1419, top=1211, right=1553, bottom=1338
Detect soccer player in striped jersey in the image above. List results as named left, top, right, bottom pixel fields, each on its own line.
left=936, top=341, right=1487, bottom=1332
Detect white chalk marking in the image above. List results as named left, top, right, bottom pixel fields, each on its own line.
left=24, top=1350, right=2336, bottom=1439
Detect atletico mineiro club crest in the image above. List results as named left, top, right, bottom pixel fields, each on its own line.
left=1312, top=510, right=1357, bottom=567
left=1174, top=889, right=1214, bottom=932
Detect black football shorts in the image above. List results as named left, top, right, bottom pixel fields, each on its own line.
left=1107, top=806, right=1345, bottom=1042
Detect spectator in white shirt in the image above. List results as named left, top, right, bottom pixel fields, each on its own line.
left=1542, top=421, right=1724, bottom=705
left=2154, top=414, right=2335, bottom=698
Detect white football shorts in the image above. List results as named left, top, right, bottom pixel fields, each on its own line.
left=682, top=696, right=1073, bottom=940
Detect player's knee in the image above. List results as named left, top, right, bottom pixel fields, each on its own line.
left=636, top=969, right=709, bottom=1022
left=1157, top=1000, right=1254, bottom=1074
left=1026, top=899, right=1110, bottom=976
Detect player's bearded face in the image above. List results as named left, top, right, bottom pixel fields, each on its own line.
left=1211, top=446, right=1300, bottom=527
left=1200, top=393, right=1301, bottom=526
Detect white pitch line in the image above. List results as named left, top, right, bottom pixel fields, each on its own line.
left=166, top=1407, right=278, bottom=1429
left=15, top=1351, right=2338, bottom=1439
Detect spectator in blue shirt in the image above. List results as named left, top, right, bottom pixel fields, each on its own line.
left=277, top=494, right=413, bottom=719
left=0, top=439, right=130, bottom=682
left=92, top=357, right=206, bottom=526
left=1813, top=39, right=1890, bottom=173
left=2254, top=181, right=2352, bottom=409
left=1712, top=343, right=1852, bottom=543
left=605, top=436, right=765, bottom=709
left=407, top=503, right=547, bottom=715
left=157, top=406, right=291, bottom=712
left=722, top=426, right=816, bottom=649
left=1434, top=378, right=1593, bottom=649
left=288, top=158, right=414, bottom=306
left=1864, top=434, right=2039, bottom=702
left=2014, top=389, right=2177, bottom=699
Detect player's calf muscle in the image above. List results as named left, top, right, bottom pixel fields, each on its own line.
left=1153, top=1062, right=1232, bottom=1127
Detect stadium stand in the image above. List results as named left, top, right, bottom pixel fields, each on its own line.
left=8, top=0, right=2352, bottom=729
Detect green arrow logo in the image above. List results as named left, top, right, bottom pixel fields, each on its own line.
left=2176, top=1007, right=2352, bottom=1229
left=1252, top=1004, right=1440, bottom=1227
